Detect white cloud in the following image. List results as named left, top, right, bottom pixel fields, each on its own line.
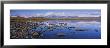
left=26, top=12, right=100, bottom=17
left=77, top=14, right=99, bottom=17
left=44, top=12, right=55, bottom=16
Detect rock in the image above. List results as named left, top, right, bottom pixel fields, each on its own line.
left=69, top=27, right=75, bottom=28
left=95, top=29, right=98, bottom=32
left=40, top=34, right=44, bottom=36
left=32, top=32, right=40, bottom=38
left=75, top=28, right=88, bottom=31
left=57, top=32, right=65, bottom=36
left=33, top=32, right=39, bottom=36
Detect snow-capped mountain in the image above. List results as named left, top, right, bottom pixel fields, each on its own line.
left=11, top=11, right=100, bottom=18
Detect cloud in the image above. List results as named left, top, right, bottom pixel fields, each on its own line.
left=77, top=14, right=99, bottom=17
left=44, top=12, right=55, bottom=16
left=34, top=12, right=100, bottom=17
left=17, top=11, right=100, bottom=18
left=43, top=12, right=75, bottom=16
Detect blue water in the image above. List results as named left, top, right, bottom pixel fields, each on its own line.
left=31, top=20, right=101, bottom=39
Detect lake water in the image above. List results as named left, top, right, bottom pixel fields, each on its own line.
left=31, top=20, right=101, bottom=39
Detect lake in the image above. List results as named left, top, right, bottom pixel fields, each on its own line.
left=29, top=20, right=101, bottom=39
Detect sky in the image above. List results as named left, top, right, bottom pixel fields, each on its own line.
left=10, top=9, right=101, bottom=17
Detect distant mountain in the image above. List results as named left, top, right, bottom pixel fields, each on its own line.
left=40, top=13, right=100, bottom=18
left=44, top=15, right=78, bottom=18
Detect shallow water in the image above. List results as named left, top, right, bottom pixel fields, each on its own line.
left=32, top=20, right=101, bottom=39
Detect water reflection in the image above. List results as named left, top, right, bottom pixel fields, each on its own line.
left=10, top=20, right=101, bottom=39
